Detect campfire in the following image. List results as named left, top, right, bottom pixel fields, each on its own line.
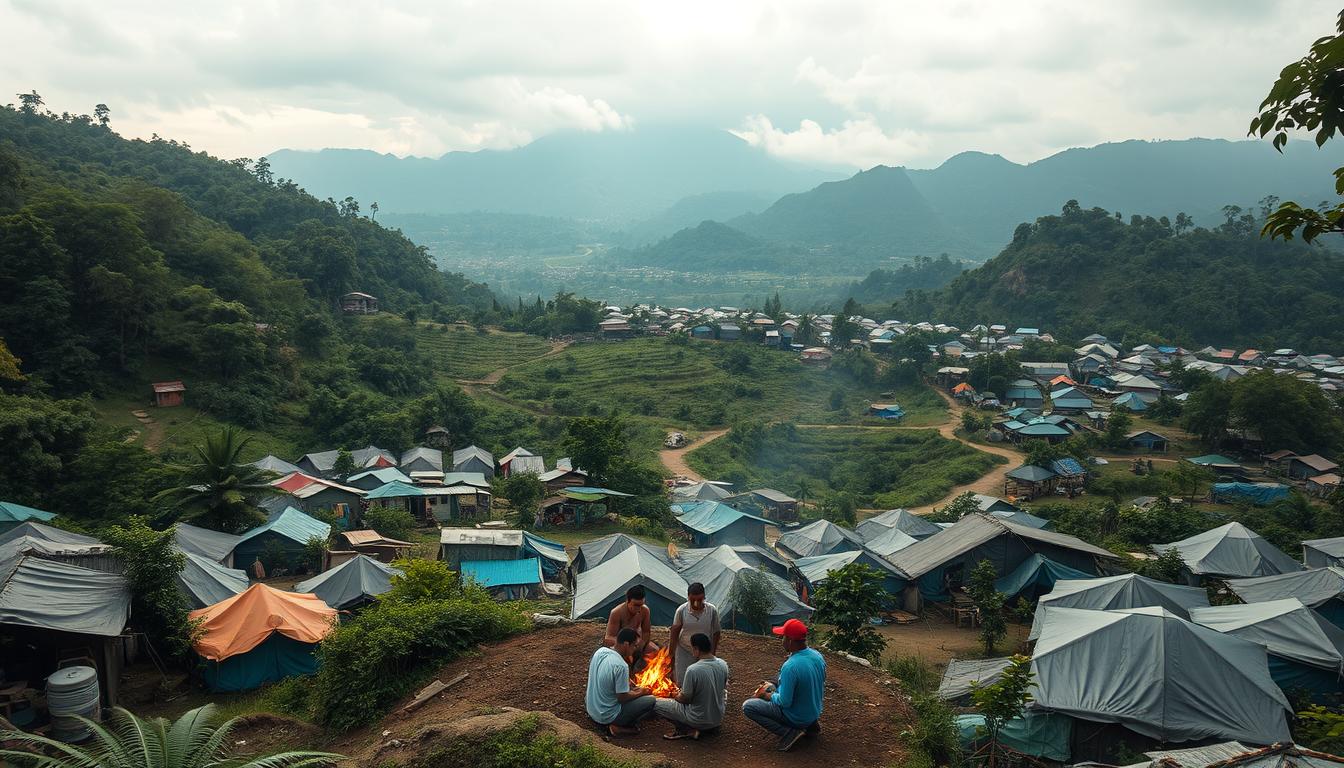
left=632, top=646, right=680, bottom=698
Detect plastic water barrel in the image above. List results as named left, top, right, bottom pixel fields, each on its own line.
left=46, top=666, right=100, bottom=742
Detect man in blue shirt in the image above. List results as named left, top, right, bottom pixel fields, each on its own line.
left=586, top=628, right=656, bottom=735
left=741, top=618, right=825, bottom=751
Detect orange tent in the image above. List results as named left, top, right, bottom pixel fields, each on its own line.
left=952, top=382, right=974, bottom=394
left=189, top=583, right=337, bottom=661
left=1050, top=375, right=1077, bottom=387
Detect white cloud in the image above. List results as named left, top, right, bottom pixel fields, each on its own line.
left=732, top=115, right=929, bottom=169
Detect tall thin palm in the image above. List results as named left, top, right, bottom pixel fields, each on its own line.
left=793, top=479, right=812, bottom=505
left=0, top=703, right=342, bottom=768
left=156, top=426, right=278, bottom=533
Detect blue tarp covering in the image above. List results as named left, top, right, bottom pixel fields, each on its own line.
left=994, top=553, right=1091, bottom=601
left=202, top=633, right=318, bottom=692
left=955, top=711, right=1072, bottom=761
left=1213, top=482, right=1291, bottom=505
left=461, top=557, right=543, bottom=588
left=521, top=532, right=568, bottom=581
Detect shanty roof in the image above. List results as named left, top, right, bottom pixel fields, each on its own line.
left=1031, top=606, right=1291, bottom=745
left=776, top=519, right=863, bottom=558
left=521, top=532, right=569, bottom=571
left=295, top=555, right=402, bottom=609
left=679, top=546, right=811, bottom=628
left=508, top=455, right=546, bottom=475
left=671, top=482, right=732, bottom=502
left=748, top=488, right=796, bottom=504
left=299, top=445, right=395, bottom=473
left=174, top=523, right=242, bottom=564
left=348, top=467, right=413, bottom=486
left=1191, top=598, right=1344, bottom=672
left=886, top=513, right=1117, bottom=580
left=1293, top=454, right=1340, bottom=472
left=856, top=508, right=944, bottom=541
left=861, top=526, right=920, bottom=558
left=676, top=501, right=771, bottom=536
left=791, top=549, right=905, bottom=587
left=399, top=446, right=443, bottom=470
left=238, top=507, right=332, bottom=547
left=1158, top=522, right=1304, bottom=578
left=1226, top=567, right=1344, bottom=609
left=1304, top=537, right=1344, bottom=561
left=0, top=522, right=112, bottom=559
left=177, top=551, right=249, bottom=609
left=937, top=657, right=1012, bottom=702
left=0, top=554, right=130, bottom=636
left=438, top=528, right=523, bottom=547
left=442, top=471, right=490, bottom=488
left=1006, top=465, right=1057, bottom=482
left=461, top=557, right=543, bottom=588
left=572, top=545, right=688, bottom=621
left=189, top=584, right=337, bottom=661
left=574, top=533, right=670, bottom=574
left=151, top=380, right=185, bottom=393
left=452, top=445, right=495, bottom=467
left=500, top=446, right=537, bottom=464
left=1028, top=573, right=1210, bottom=640
left=0, top=501, right=56, bottom=525
left=1187, top=454, right=1243, bottom=468
left=340, top=529, right=413, bottom=548
left=365, top=480, right=432, bottom=499
left=249, top=454, right=304, bottom=476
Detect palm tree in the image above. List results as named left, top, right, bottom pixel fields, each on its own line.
left=156, top=426, right=278, bottom=533
left=793, top=478, right=813, bottom=506
left=0, top=703, right=341, bottom=767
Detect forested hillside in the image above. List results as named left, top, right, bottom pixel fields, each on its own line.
left=606, top=220, right=810, bottom=272
left=893, top=201, right=1344, bottom=350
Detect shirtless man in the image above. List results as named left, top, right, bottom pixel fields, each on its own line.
left=604, top=585, right=661, bottom=665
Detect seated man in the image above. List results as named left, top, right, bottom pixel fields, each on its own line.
left=604, top=584, right=660, bottom=665
left=742, top=619, right=825, bottom=752
left=586, top=628, right=656, bottom=736
left=655, top=632, right=729, bottom=740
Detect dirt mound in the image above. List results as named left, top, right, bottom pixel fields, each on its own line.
left=230, top=712, right=325, bottom=759
left=367, top=708, right=673, bottom=768
left=337, top=623, right=913, bottom=768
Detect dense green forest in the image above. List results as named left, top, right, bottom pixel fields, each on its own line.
left=846, top=254, right=968, bottom=304
left=893, top=201, right=1344, bottom=351
left=605, top=220, right=811, bottom=272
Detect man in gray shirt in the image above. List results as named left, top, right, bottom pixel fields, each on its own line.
left=655, top=633, right=730, bottom=740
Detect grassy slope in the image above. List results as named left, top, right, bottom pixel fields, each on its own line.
left=493, top=337, right=945, bottom=429
left=686, top=426, right=1002, bottom=508
left=415, top=323, right=554, bottom=379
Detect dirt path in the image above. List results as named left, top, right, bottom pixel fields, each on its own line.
left=903, top=388, right=1022, bottom=513
left=659, top=429, right=729, bottom=482
left=130, top=409, right=166, bottom=452
left=458, top=339, right=572, bottom=386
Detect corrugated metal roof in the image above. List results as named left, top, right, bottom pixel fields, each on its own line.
left=886, top=513, right=1116, bottom=579
left=461, top=557, right=543, bottom=587
left=439, top=528, right=523, bottom=547
left=238, top=507, right=332, bottom=547
left=676, top=501, right=771, bottom=535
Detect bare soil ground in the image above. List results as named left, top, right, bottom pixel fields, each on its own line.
left=877, top=614, right=1032, bottom=671
left=659, top=429, right=728, bottom=482
left=325, top=622, right=914, bottom=768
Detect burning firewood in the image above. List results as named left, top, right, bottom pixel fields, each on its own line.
left=631, top=646, right=680, bottom=698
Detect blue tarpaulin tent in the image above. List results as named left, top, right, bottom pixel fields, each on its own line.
left=994, top=554, right=1092, bottom=601
left=461, top=557, right=544, bottom=599
left=521, top=532, right=568, bottom=582
left=1212, top=482, right=1290, bottom=505
left=0, top=502, right=56, bottom=534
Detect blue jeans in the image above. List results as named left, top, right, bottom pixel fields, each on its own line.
left=742, top=697, right=809, bottom=738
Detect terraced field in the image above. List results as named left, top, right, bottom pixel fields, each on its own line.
left=494, top=337, right=945, bottom=428
left=414, top=323, right=554, bottom=379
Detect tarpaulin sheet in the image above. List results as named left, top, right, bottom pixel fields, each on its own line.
left=0, top=555, right=129, bottom=636
left=177, top=550, right=249, bottom=609
left=994, top=554, right=1091, bottom=601
left=190, top=583, right=336, bottom=661
left=295, top=554, right=401, bottom=610
left=1029, top=573, right=1209, bottom=640
left=956, top=711, right=1072, bottom=762
left=1158, top=522, right=1304, bottom=579
left=1212, top=483, right=1291, bottom=506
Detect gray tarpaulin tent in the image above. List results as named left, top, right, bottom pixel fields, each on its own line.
left=856, top=508, right=942, bottom=541
left=791, top=549, right=907, bottom=595
left=1031, top=606, right=1292, bottom=745
left=1190, top=598, right=1344, bottom=700
left=1028, top=573, right=1210, bottom=640
left=776, top=519, right=863, bottom=559
left=1227, top=568, right=1344, bottom=628
left=994, top=554, right=1092, bottom=602
left=0, top=554, right=130, bottom=636
left=1158, top=522, right=1304, bottom=581
left=861, top=526, right=920, bottom=558
left=679, top=545, right=811, bottom=633
left=886, top=513, right=1117, bottom=603
left=671, top=482, right=732, bottom=503
left=0, top=522, right=119, bottom=573
left=572, top=545, right=688, bottom=626
left=174, top=523, right=242, bottom=567
left=938, top=657, right=1012, bottom=704
left=672, top=544, right=791, bottom=579
left=178, top=551, right=249, bottom=609
left=571, top=533, right=671, bottom=575
left=295, top=554, right=402, bottom=610
left=1303, top=537, right=1344, bottom=568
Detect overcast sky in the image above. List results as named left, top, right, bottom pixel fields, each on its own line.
left=3, top=1, right=1337, bottom=169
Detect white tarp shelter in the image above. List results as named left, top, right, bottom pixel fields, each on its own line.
left=1029, top=573, right=1210, bottom=640
left=1158, top=522, right=1304, bottom=580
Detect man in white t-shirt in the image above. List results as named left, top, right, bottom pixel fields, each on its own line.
left=585, top=627, right=656, bottom=735
left=668, top=581, right=722, bottom=684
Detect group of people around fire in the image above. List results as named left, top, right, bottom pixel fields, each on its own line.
left=585, top=583, right=826, bottom=752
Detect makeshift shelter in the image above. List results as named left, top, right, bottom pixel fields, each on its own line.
left=989, top=508, right=1053, bottom=530
left=521, top=531, right=569, bottom=582
left=0, top=501, right=56, bottom=533
left=1031, top=607, right=1292, bottom=746
left=461, top=558, right=544, bottom=599
left=735, top=488, right=799, bottom=521
left=269, top=472, right=363, bottom=526
left=672, top=544, right=791, bottom=580
left=233, top=507, right=332, bottom=574
left=1004, top=465, right=1058, bottom=499
left=0, top=522, right=119, bottom=573
left=671, top=481, right=731, bottom=503
left=177, top=551, right=249, bottom=609
left=994, top=553, right=1092, bottom=602
left=248, top=454, right=303, bottom=477
left=1187, top=454, right=1247, bottom=476
left=189, top=584, right=337, bottom=692
left=1113, top=392, right=1149, bottom=412
left=955, top=711, right=1073, bottom=763
left=571, top=533, right=671, bottom=575
left=775, top=519, right=863, bottom=559
left=399, top=446, right=444, bottom=474
left=1211, top=483, right=1291, bottom=505
left=679, top=546, right=811, bottom=633
left=886, top=513, right=1117, bottom=605
left=861, top=526, right=920, bottom=558
left=1158, top=522, right=1304, bottom=582
left=346, top=467, right=413, bottom=491
left=676, top=501, right=771, bottom=548
left=791, top=549, right=907, bottom=598
left=438, top=528, right=522, bottom=570
left=1028, top=573, right=1210, bottom=640
left=572, top=545, right=688, bottom=626
left=451, top=445, right=495, bottom=479
left=856, top=508, right=942, bottom=541
left=1191, top=598, right=1344, bottom=701
left=334, top=529, right=413, bottom=563
left=1227, top=568, right=1344, bottom=628
left=174, top=523, right=241, bottom=567
left=1305, top=538, right=1344, bottom=569
left=295, top=555, right=401, bottom=610
left=937, top=657, right=1012, bottom=703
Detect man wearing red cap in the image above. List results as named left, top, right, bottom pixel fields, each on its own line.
left=741, top=618, right=825, bottom=751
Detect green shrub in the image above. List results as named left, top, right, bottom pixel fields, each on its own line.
left=901, top=694, right=962, bottom=768
left=885, top=654, right=939, bottom=696
left=812, top=563, right=888, bottom=660
left=407, top=715, right=638, bottom=768
left=363, top=505, right=417, bottom=540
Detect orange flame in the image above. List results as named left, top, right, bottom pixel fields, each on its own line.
left=632, top=646, right=680, bottom=698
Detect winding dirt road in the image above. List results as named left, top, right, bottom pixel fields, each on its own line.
left=658, top=429, right=728, bottom=482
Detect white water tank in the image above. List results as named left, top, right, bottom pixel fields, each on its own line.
left=46, top=666, right=100, bottom=742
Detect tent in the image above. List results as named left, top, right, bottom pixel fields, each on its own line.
left=1227, top=568, right=1344, bottom=627
left=671, top=482, right=731, bottom=503
left=938, top=657, right=1012, bottom=703
left=572, top=545, right=688, bottom=626
left=521, top=531, right=569, bottom=582
left=1158, top=522, right=1304, bottom=581
left=989, top=509, right=1053, bottom=530
left=775, top=519, right=863, bottom=559
left=994, top=554, right=1092, bottom=602
left=248, top=454, right=303, bottom=477
left=460, top=558, right=544, bottom=600
left=1031, top=607, right=1291, bottom=746
left=1212, top=483, right=1291, bottom=506
left=676, top=501, right=771, bottom=548
left=177, top=550, right=249, bottom=609
left=1028, top=573, right=1210, bottom=640
left=0, top=501, right=56, bottom=533
left=233, top=507, right=332, bottom=573
left=1113, top=392, right=1148, bottom=412
left=0, top=554, right=130, bottom=636
left=295, top=554, right=402, bottom=610
left=571, top=533, right=671, bottom=575
left=1304, top=537, right=1344, bottom=569
left=0, top=522, right=118, bottom=573
left=672, top=544, right=791, bottom=579
left=861, top=526, right=920, bottom=558
left=678, top=545, right=811, bottom=633
left=1187, top=454, right=1245, bottom=473
left=189, top=583, right=337, bottom=692
left=855, top=508, right=942, bottom=541
left=174, top=523, right=241, bottom=566
left=1190, top=598, right=1344, bottom=701
left=955, top=711, right=1072, bottom=762
left=791, top=549, right=906, bottom=596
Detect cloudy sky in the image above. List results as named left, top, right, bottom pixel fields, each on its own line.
left=3, top=1, right=1337, bottom=169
